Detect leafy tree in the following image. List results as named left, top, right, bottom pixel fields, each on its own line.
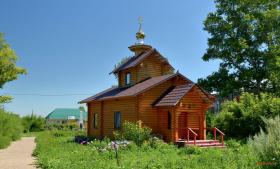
left=0, top=33, right=26, bottom=103
left=198, top=0, right=280, bottom=97
left=269, top=47, right=280, bottom=95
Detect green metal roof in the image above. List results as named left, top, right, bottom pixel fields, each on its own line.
left=46, top=108, right=87, bottom=121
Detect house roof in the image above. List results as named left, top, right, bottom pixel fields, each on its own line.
left=110, top=48, right=174, bottom=74
left=154, top=84, right=215, bottom=107
left=46, top=108, right=88, bottom=120
left=79, top=73, right=191, bottom=103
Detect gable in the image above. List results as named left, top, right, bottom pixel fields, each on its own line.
left=111, top=48, right=174, bottom=74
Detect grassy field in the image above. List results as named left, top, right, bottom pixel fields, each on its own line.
left=33, top=130, right=261, bottom=169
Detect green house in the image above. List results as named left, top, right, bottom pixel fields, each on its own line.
left=46, top=108, right=88, bottom=127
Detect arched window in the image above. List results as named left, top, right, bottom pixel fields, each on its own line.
left=125, top=72, right=131, bottom=85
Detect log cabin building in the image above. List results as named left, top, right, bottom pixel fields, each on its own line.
left=80, top=21, right=224, bottom=146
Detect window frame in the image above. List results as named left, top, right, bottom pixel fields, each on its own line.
left=93, top=113, right=98, bottom=129
left=125, top=72, right=131, bottom=85
left=114, top=112, right=121, bottom=129
left=168, top=111, right=171, bottom=130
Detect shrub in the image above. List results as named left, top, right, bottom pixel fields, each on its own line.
left=74, top=135, right=95, bottom=144
left=52, top=131, right=65, bottom=137
left=0, top=108, right=22, bottom=149
left=213, top=92, right=280, bottom=139
left=226, top=139, right=242, bottom=151
left=249, top=116, right=280, bottom=168
left=178, top=146, right=202, bottom=155
left=22, top=114, right=45, bottom=132
left=113, top=121, right=152, bottom=146
left=46, top=123, right=78, bottom=131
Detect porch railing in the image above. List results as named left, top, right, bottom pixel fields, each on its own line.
left=213, top=127, right=225, bottom=146
left=187, top=128, right=198, bottom=145
left=184, top=127, right=225, bottom=146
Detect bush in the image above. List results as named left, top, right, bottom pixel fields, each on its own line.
left=213, top=92, right=280, bottom=139
left=249, top=116, right=280, bottom=168
left=22, top=114, right=45, bottom=132
left=0, top=108, right=22, bottom=149
left=178, top=146, right=202, bottom=155
left=46, top=123, right=78, bottom=131
left=74, top=135, right=95, bottom=144
left=113, top=121, right=152, bottom=146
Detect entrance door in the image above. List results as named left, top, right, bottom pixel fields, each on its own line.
left=178, top=112, right=188, bottom=139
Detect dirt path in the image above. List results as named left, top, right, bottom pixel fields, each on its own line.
left=0, top=137, right=37, bottom=169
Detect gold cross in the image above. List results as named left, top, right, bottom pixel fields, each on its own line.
left=138, top=16, right=143, bottom=31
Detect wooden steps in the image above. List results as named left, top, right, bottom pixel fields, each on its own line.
left=176, top=139, right=226, bottom=148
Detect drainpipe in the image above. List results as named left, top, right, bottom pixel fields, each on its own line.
left=79, top=107, right=84, bottom=129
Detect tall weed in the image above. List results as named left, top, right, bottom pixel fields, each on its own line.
left=249, top=116, right=280, bottom=168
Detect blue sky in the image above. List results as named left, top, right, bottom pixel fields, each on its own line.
left=0, top=0, right=219, bottom=116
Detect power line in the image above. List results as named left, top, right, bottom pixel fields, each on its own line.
left=0, top=93, right=93, bottom=96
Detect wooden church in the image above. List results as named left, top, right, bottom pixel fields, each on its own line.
left=80, top=20, right=225, bottom=147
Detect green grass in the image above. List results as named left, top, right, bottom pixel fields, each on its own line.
left=34, top=131, right=261, bottom=169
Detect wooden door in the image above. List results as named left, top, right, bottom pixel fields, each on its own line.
left=178, top=112, right=188, bottom=139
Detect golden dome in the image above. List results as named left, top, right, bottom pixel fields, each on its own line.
left=136, top=17, right=145, bottom=44
left=136, top=30, right=145, bottom=40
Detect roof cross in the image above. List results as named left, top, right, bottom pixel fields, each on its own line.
left=138, top=16, right=143, bottom=31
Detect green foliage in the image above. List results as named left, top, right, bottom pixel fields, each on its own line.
left=22, top=114, right=45, bottom=133
left=113, top=121, right=152, bottom=146
left=269, top=48, right=280, bottom=95
left=0, top=95, right=12, bottom=104
left=0, top=108, right=22, bottom=149
left=45, top=123, right=79, bottom=130
left=198, top=0, right=280, bottom=97
left=206, top=110, right=215, bottom=127
left=213, top=92, right=280, bottom=138
left=0, top=33, right=26, bottom=149
left=249, top=116, right=280, bottom=168
left=0, top=33, right=26, bottom=103
left=34, top=130, right=260, bottom=169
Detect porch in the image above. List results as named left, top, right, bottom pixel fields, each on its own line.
left=176, top=127, right=225, bottom=148
left=156, top=109, right=225, bottom=147
left=154, top=83, right=221, bottom=146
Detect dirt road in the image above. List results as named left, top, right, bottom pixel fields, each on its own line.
left=0, top=137, right=37, bottom=169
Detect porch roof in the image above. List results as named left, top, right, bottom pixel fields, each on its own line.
left=154, top=84, right=195, bottom=107
left=154, top=83, right=215, bottom=107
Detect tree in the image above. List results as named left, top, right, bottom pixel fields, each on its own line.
left=0, top=33, right=26, bottom=103
left=198, top=0, right=280, bottom=97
